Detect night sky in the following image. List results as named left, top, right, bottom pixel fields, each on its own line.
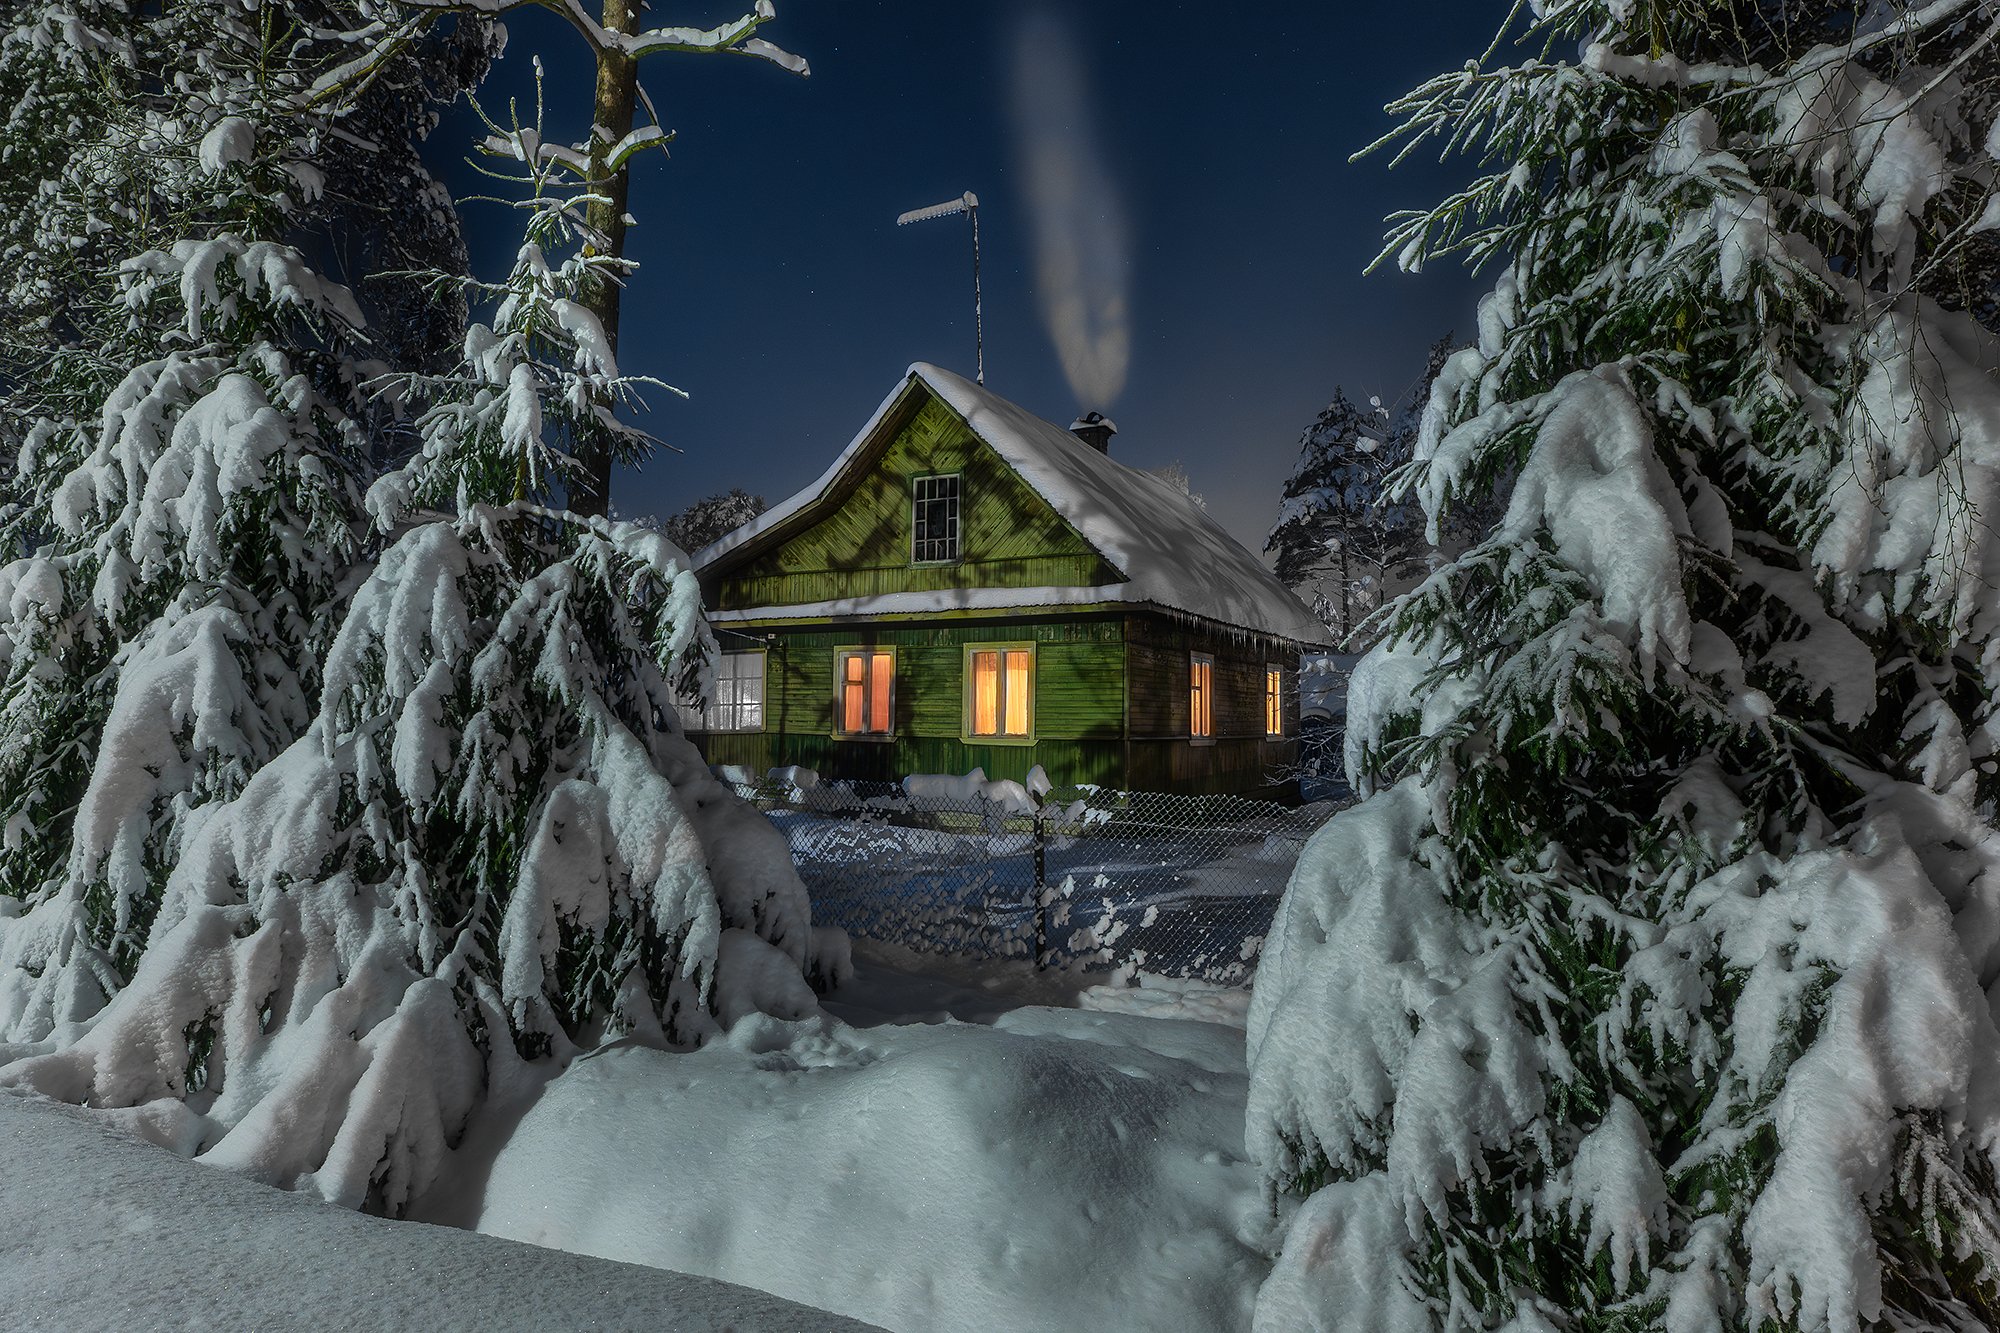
left=435, top=2, right=1504, bottom=556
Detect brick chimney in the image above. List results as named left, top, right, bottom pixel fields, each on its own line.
left=1069, top=411, right=1117, bottom=454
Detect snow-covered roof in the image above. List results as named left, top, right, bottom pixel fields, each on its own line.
left=698, top=363, right=1328, bottom=645
left=709, top=584, right=1128, bottom=623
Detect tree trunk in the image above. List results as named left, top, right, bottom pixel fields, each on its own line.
left=576, top=0, right=639, bottom=517
left=1337, top=539, right=1350, bottom=642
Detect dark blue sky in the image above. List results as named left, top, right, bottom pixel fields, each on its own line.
left=436, top=2, right=1503, bottom=554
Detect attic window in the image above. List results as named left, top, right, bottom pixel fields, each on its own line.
left=912, top=474, right=960, bottom=564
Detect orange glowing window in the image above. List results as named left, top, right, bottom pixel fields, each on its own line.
left=836, top=649, right=894, bottom=735
left=1264, top=665, right=1285, bottom=738
left=1189, top=654, right=1214, bottom=740
left=967, top=645, right=1033, bottom=739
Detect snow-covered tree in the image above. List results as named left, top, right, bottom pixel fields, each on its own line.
left=1399, top=333, right=1511, bottom=555
left=658, top=487, right=768, bottom=554
left=0, top=2, right=836, bottom=1215
left=0, top=0, right=374, bottom=1000
left=351, top=0, right=808, bottom=514
left=1249, top=3, right=2000, bottom=1330
left=1267, top=388, right=1424, bottom=641
left=304, top=15, right=503, bottom=376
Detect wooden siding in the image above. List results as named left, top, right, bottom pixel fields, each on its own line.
left=703, top=615, right=1126, bottom=787
left=1122, top=614, right=1301, bottom=797
left=689, top=375, right=1306, bottom=798
left=704, top=732, right=1129, bottom=790
left=711, top=390, right=1121, bottom=611
left=697, top=610, right=1303, bottom=799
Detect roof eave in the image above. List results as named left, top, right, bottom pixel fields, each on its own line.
left=712, top=591, right=1330, bottom=648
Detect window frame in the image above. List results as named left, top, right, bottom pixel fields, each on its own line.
left=832, top=645, right=897, bottom=739
left=1189, top=651, right=1216, bottom=745
left=703, top=649, right=768, bottom=734
left=961, top=641, right=1037, bottom=746
left=910, top=472, right=963, bottom=566
left=1264, top=663, right=1286, bottom=739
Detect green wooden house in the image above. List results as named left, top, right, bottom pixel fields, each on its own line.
left=686, top=363, right=1330, bottom=797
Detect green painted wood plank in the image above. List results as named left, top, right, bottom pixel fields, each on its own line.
left=712, top=387, right=1121, bottom=611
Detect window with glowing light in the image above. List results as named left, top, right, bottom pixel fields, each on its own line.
left=1264, top=665, right=1285, bottom=738
left=965, top=644, right=1034, bottom=742
left=835, top=648, right=895, bottom=736
left=1190, top=653, right=1215, bottom=741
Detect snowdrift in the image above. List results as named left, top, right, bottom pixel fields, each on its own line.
left=0, top=1089, right=878, bottom=1333
left=447, top=1007, right=1275, bottom=1333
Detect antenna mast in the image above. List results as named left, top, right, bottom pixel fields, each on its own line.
left=896, top=191, right=984, bottom=385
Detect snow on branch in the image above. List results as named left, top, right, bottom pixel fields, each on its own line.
left=1254, top=2, right=2000, bottom=1327
left=344, top=0, right=806, bottom=73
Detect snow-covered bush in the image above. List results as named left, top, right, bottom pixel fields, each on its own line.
left=1249, top=4, right=2000, bottom=1330
left=2, top=506, right=813, bottom=1210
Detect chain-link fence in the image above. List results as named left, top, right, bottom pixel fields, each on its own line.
left=725, top=775, right=1350, bottom=987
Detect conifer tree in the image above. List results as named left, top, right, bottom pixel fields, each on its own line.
left=0, top=0, right=374, bottom=1021
left=1268, top=386, right=1424, bottom=641
left=659, top=487, right=769, bottom=554
left=305, top=15, right=503, bottom=374
left=0, top=3, right=833, bottom=1213
left=1249, top=3, right=2000, bottom=1329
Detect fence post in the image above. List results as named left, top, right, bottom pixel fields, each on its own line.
left=1033, top=806, right=1049, bottom=970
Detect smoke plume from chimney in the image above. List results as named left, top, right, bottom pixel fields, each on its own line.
left=1008, top=10, right=1131, bottom=411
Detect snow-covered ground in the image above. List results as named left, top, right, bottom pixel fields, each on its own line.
left=3, top=945, right=1270, bottom=1332
left=780, top=807, right=1313, bottom=983
left=415, top=947, right=1278, bottom=1333
left=0, top=1090, right=879, bottom=1332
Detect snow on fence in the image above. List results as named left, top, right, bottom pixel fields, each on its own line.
left=721, top=772, right=1349, bottom=987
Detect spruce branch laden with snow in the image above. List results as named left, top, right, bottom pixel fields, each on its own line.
left=1250, top=3, right=2000, bottom=1330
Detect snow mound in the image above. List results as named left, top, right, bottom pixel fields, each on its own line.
left=903, top=767, right=1038, bottom=813
left=1079, top=973, right=1252, bottom=1028
left=459, top=1009, right=1273, bottom=1333
left=0, top=1091, right=876, bottom=1332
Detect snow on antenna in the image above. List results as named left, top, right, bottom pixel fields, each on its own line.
left=896, top=191, right=984, bottom=385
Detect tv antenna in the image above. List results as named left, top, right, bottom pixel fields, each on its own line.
left=896, top=191, right=984, bottom=385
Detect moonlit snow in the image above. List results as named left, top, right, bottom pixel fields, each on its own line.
left=0, top=1089, right=874, bottom=1333
left=7, top=950, right=1277, bottom=1332
left=418, top=957, right=1277, bottom=1333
